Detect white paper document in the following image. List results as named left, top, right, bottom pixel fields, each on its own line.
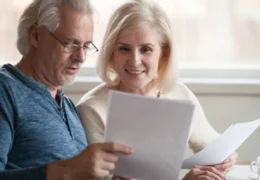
left=182, top=118, right=260, bottom=169
left=104, top=91, right=194, bottom=180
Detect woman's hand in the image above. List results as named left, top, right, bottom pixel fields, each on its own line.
left=214, top=152, right=238, bottom=174
left=111, top=175, right=134, bottom=180
left=183, top=165, right=226, bottom=180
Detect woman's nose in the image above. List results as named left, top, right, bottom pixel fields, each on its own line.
left=129, top=49, right=142, bottom=65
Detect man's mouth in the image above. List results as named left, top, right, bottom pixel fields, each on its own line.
left=65, top=67, right=79, bottom=74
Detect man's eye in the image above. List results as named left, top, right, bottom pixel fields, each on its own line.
left=84, top=44, right=91, bottom=49
left=64, top=42, right=74, bottom=46
left=119, top=46, right=130, bottom=52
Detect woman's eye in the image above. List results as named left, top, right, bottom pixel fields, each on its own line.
left=119, top=46, right=130, bottom=52
left=141, top=47, right=152, bottom=53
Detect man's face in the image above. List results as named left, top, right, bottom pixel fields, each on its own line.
left=35, top=6, right=94, bottom=86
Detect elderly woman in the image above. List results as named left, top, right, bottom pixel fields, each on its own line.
left=77, top=0, right=237, bottom=179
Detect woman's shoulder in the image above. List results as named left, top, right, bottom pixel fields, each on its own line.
left=76, top=83, right=110, bottom=108
left=162, top=82, right=193, bottom=100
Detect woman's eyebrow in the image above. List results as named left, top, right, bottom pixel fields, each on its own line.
left=116, top=42, right=155, bottom=47
left=117, top=42, right=131, bottom=46
left=141, top=43, right=154, bottom=47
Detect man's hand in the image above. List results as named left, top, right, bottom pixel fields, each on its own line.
left=213, top=152, right=238, bottom=174
left=47, top=142, right=133, bottom=180
left=182, top=166, right=226, bottom=180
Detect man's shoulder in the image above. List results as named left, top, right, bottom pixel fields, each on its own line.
left=0, top=66, right=19, bottom=88
left=63, top=95, right=76, bottom=107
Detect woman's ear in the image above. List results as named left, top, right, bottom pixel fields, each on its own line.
left=160, top=45, right=170, bottom=64
left=110, top=56, right=115, bottom=68
left=28, top=24, right=40, bottom=48
left=159, top=51, right=167, bottom=66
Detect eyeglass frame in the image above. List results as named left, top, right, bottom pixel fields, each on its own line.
left=44, top=28, right=99, bottom=56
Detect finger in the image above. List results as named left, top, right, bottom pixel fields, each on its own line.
left=223, top=158, right=231, bottom=164
left=194, top=166, right=225, bottom=179
left=214, top=162, right=231, bottom=170
left=117, top=176, right=132, bottom=180
left=101, top=161, right=116, bottom=171
left=223, top=153, right=233, bottom=163
left=197, top=174, right=217, bottom=180
left=229, top=152, right=238, bottom=162
left=222, top=166, right=233, bottom=175
left=199, top=171, right=225, bottom=180
left=93, top=169, right=110, bottom=178
left=223, top=152, right=238, bottom=163
left=112, top=175, right=132, bottom=180
left=214, top=158, right=237, bottom=172
left=103, top=142, right=133, bottom=155
left=189, top=167, right=206, bottom=176
left=196, top=176, right=212, bottom=180
left=102, top=152, right=119, bottom=163
left=186, top=168, right=225, bottom=180
left=112, top=176, right=120, bottom=180
left=214, top=165, right=232, bottom=175
left=185, top=168, right=210, bottom=178
left=86, top=144, right=120, bottom=162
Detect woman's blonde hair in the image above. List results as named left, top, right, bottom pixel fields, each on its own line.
left=96, top=0, right=176, bottom=93
left=17, top=0, right=94, bottom=56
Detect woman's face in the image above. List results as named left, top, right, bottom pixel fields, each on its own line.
left=112, top=27, right=163, bottom=92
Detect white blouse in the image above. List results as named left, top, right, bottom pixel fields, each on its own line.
left=77, top=82, right=219, bottom=153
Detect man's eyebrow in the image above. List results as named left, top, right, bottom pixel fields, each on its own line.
left=63, top=36, right=93, bottom=44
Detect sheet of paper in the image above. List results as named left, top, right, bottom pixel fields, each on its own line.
left=182, top=118, right=260, bottom=169
left=104, top=90, right=194, bottom=180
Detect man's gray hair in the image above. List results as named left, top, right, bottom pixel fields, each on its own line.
left=17, top=0, right=94, bottom=56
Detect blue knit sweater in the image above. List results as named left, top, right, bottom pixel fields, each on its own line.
left=0, top=64, right=87, bottom=180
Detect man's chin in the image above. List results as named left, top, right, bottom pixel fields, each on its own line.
left=64, top=81, right=75, bottom=86
left=58, top=77, right=76, bottom=86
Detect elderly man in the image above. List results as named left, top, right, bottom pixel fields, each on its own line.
left=0, top=0, right=132, bottom=180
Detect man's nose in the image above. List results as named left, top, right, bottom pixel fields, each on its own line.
left=72, top=48, right=86, bottom=63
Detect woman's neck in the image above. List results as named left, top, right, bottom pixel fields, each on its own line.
left=117, top=83, right=159, bottom=98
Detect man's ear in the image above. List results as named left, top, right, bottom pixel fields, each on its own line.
left=28, top=24, right=40, bottom=48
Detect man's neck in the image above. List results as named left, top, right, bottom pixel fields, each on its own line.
left=16, top=56, right=34, bottom=79
left=50, top=87, right=60, bottom=105
left=16, top=56, right=59, bottom=100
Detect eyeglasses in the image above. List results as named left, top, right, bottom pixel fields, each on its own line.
left=47, top=30, right=99, bottom=56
